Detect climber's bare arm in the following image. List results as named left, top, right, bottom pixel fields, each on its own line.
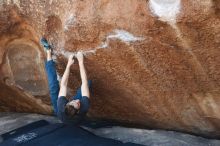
left=58, top=54, right=74, bottom=98
left=77, top=52, right=90, bottom=98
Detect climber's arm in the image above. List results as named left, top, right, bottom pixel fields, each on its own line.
left=58, top=54, right=74, bottom=98
left=77, top=52, right=90, bottom=98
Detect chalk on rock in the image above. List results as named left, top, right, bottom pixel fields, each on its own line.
left=107, top=29, right=145, bottom=43
left=149, top=0, right=181, bottom=23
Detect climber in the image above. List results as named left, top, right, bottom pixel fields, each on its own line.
left=41, top=38, right=92, bottom=124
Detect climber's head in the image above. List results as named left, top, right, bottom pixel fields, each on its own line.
left=65, top=99, right=80, bottom=117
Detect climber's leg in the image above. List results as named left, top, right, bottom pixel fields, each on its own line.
left=45, top=48, right=59, bottom=115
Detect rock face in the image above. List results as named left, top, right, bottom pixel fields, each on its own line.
left=0, top=0, right=219, bottom=138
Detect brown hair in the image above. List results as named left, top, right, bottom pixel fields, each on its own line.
left=65, top=104, right=77, bottom=117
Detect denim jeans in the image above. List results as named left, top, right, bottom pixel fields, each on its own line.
left=45, top=60, right=59, bottom=115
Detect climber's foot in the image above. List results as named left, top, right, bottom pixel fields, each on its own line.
left=40, top=37, right=51, bottom=50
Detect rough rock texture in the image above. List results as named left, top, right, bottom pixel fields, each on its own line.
left=0, top=0, right=219, bottom=138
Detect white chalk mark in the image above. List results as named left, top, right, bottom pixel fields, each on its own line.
left=107, top=29, right=145, bottom=43
left=149, top=0, right=181, bottom=24
left=97, top=42, right=108, bottom=49
left=54, top=29, right=144, bottom=58
left=82, top=29, right=144, bottom=56
left=53, top=48, right=74, bottom=59
left=60, top=49, right=73, bottom=59
left=64, top=14, right=75, bottom=31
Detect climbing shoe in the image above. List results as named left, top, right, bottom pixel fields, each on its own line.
left=40, top=37, right=51, bottom=50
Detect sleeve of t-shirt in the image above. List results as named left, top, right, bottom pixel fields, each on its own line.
left=57, top=96, right=68, bottom=121
left=79, top=96, right=90, bottom=115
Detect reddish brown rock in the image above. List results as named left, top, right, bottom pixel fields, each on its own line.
left=0, top=0, right=220, bottom=138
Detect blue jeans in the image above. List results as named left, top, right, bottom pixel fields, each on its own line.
left=45, top=60, right=59, bottom=114
left=45, top=60, right=92, bottom=115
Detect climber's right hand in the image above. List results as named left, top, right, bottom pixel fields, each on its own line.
left=67, top=54, right=75, bottom=67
